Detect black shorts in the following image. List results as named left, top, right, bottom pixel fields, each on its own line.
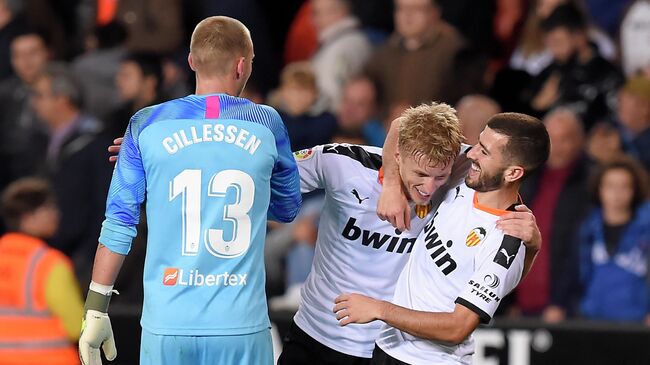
left=278, top=320, right=370, bottom=365
left=370, top=345, right=410, bottom=365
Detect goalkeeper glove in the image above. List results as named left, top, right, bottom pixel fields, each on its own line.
left=79, top=282, right=118, bottom=365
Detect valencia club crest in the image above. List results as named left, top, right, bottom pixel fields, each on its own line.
left=466, top=227, right=486, bottom=247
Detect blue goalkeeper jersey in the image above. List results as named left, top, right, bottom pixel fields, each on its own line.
left=99, top=94, right=301, bottom=336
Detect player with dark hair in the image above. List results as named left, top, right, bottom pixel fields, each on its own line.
left=278, top=107, right=543, bottom=365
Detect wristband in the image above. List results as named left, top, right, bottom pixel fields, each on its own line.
left=85, top=281, right=118, bottom=313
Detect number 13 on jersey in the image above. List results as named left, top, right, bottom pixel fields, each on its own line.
left=169, top=169, right=254, bottom=259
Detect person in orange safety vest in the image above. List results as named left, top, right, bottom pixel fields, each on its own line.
left=0, top=177, right=84, bottom=365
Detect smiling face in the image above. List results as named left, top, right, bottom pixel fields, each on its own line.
left=396, top=151, right=452, bottom=204
left=465, top=127, right=511, bottom=192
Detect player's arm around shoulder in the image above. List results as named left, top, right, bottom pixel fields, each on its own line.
left=376, top=117, right=411, bottom=231
left=333, top=293, right=480, bottom=345
left=495, top=204, right=541, bottom=278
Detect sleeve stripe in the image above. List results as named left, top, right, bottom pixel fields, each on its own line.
left=321, top=144, right=382, bottom=171
left=455, top=297, right=491, bottom=324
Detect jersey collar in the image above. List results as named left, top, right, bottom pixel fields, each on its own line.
left=472, top=192, right=523, bottom=216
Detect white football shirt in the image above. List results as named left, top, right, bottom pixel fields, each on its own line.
left=376, top=183, right=526, bottom=365
left=292, top=144, right=439, bottom=358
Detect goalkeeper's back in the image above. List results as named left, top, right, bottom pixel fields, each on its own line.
left=100, top=93, right=301, bottom=335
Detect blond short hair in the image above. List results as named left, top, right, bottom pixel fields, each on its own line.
left=398, top=102, right=462, bottom=167
left=280, top=62, right=317, bottom=91
left=190, top=16, right=253, bottom=77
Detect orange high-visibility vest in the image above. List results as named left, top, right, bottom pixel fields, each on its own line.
left=0, top=233, right=79, bottom=365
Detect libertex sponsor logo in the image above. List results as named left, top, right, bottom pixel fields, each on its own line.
left=162, top=268, right=248, bottom=287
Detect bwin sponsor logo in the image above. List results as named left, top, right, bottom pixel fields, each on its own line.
left=423, top=218, right=457, bottom=275
left=342, top=217, right=415, bottom=254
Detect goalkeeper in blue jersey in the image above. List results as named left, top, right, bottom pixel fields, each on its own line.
left=78, top=16, right=302, bottom=365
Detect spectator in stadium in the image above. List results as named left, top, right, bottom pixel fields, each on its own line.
left=115, top=0, right=183, bottom=55
left=106, top=52, right=165, bottom=137
left=30, top=63, right=113, bottom=288
left=586, top=122, right=624, bottom=165
left=21, top=0, right=68, bottom=59
left=310, top=0, right=372, bottom=112
left=456, top=94, right=501, bottom=145
left=588, top=76, right=650, bottom=171
left=510, top=0, right=616, bottom=76
left=336, top=75, right=385, bottom=147
left=516, top=107, right=590, bottom=322
left=271, top=61, right=338, bottom=151
left=616, top=76, right=650, bottom=171
left=525, top=4, right=623, bottom=130
left=0, top=30, right=50, bottom=190
left=620, top=0, right=650, bottom=77
left=0, top=177, right=83, bottom=365
left=579, top=156, right=650, bottom=324
left=365, top=0, right=465, bottom=110
left=79, top=16, right=301, bottom=365
left=277, top=103, right=542, bottom=365
left=72, top=21, right=128, bottom=121
left=160, top=55, right=190, bottom=100
left=0, top=0, right=26, bottom=80
left=338, top=112, right=550, bottom=364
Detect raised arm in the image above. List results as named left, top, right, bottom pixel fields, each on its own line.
left=377, top=117, right=411, bottom=231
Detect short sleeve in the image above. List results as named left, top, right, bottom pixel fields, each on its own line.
left=455, top=235, right=525, bottom=323
left=295, top=145, right=327, bottom=193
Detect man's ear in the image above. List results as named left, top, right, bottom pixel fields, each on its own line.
left=188, top=53, right=195, bottom=71
left=504, top=165, right=525, bottom=183
left=235, top=57, right=245, bottom=80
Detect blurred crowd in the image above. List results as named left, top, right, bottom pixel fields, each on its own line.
left=0, top=0, right=649, bottom=330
